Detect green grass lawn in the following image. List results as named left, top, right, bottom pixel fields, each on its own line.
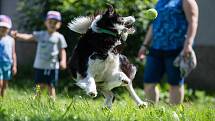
left=0, top=87, right=214, bottom=121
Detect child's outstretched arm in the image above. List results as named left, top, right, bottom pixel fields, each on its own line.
left=60, top=48, right=67, bottom=70
left=11, top=30, right=35, bottom=42
left=12, top=39, right=17, bottom=75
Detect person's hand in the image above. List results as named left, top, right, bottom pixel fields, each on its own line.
left=60, top=60, right=67, bottom=70
left=182, top=44, right=193, bottom=58
left=138, top=45, right=148, bottom=61
left=10, top=30, right=18, bottom=39
left=12, top=66, right=17, bottom=76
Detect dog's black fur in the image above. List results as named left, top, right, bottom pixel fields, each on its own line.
left=69, top=5, right=134, bottom=80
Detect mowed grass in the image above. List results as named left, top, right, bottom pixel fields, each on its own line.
left=0, top=87, right=214, bottom=121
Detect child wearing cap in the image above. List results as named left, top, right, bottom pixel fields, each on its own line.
left=11, top=11, right=67, bottom=99
left=0, top=15, right=17, bottom=97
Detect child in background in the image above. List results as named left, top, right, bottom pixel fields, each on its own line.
left=11, top=11, right=67, bottom=99
left=0, top=15, right=17, bottom=97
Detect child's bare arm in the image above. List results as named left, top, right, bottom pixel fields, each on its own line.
left=12, top=40, right=17, bottom=75
left=11, top=30, right=35, bottom=42
left=60, top=48, right=67, bottom=70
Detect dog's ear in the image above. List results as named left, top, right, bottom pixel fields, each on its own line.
left=104, top=3, right=114, bottom=16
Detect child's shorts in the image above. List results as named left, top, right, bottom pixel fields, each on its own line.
left=34, top=68, right=59, bottom=87
left=0, top=63, right=12, bottom=81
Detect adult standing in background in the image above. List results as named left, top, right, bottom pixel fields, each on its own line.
left=138, top=0, right=198, bottom=104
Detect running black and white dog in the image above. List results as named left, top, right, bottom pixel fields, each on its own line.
left=68, top=5, right=147, bottom=108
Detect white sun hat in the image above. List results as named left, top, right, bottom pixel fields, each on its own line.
left=0, top=15, right=12, bottom=29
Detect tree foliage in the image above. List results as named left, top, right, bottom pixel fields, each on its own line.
left=17, top=0, right=157, bottom=54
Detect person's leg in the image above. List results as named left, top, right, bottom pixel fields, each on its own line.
left=48, top=85, right=56, bottom=98
left=143, top=55, right=164, bottom=102
left=144, top=84, right=159, bottom=103
left=0, top=80, right=3, bottom=97
left=34, top=69, right=46, bottom=97
left=0, top=67, right=3, bottom=97
left=165, top=56, right=184, bottom=104
left=169, top=85, right=184, bottom=104
left=37, top=83, right=46, bottom=92
left=1, top=81, right=8, bottom=97
left=47, top=69, right=58, bottom=99
left=0, top=64, right=12, bottom=97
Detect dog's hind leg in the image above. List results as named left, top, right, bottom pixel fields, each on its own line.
left=101, top=90, right=115, bottom=109
left=126, top=83, right=148, bottom=108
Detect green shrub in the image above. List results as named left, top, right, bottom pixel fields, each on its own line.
left=17, top=0, right=157, bottom=54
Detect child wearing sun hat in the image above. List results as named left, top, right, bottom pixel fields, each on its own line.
left=0, top=15, right=17, bottom=97
left=11, top=11, right=67, bottom=99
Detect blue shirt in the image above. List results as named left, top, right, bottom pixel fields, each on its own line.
left=0, top=35, right=14, bottom=64
left=152, top=0, right=188, bottom=50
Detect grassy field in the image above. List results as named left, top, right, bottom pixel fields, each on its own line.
left=0, top=86, right=214, bottom=121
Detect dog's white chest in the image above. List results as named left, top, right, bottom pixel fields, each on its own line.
left=87, top=53, right=120, bottom=82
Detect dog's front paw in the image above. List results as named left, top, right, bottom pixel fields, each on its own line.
left=117, top=72, right=131, bottom=85
left=86, top=82, right=98, bottom=97
left=86, top=85, right=97, bottom=97
left=120, top=76, right=130, bottom=85
left=87, top=91, right=97, bottom=97
left=102, top=106, right=113, bottom=113
left=122, top=79, right=130, bottom=85
left=138, top=101, right=148, bottom=108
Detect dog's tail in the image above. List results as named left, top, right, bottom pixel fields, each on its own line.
left=68, top=16, right=93, bottom=34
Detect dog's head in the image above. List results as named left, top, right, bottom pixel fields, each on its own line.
left=95, top=4, right=119, bottom=32
left=91, top=4, right=136, bottom=41
left=68, top=4, right=135, bottom=41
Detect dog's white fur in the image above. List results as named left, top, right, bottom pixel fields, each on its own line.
left=68, top=16, right=93, bottom=34
left=68, top=15, right=136, bottom=41
left=76, top=52, right=146, bottom=108
left=69, top=15, right=147, bottom=108
left=91, top=15, right=102, bottom=33
left=76, top=52, right=127, bottom=95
